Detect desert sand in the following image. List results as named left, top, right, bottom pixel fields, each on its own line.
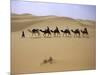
left=11, top=14, right=96, bottom=74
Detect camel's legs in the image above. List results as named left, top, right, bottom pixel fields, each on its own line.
left=32, top=33, right=33, bottom=37
left=78, top=34, right=80, bottom=38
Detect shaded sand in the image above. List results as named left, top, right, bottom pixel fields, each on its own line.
left=11, top=14, right=96, bottom=74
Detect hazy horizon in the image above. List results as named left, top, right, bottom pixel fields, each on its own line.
left=11, top=0, right=96, bottom=21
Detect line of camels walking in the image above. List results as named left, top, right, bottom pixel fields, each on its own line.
left=22, top=26, right=89, bottom=38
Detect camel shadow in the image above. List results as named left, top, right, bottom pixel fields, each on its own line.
left=40, top=57, right=55, bottom=66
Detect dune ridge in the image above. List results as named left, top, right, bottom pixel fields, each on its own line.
left=11, top=13, right=96, bottom=32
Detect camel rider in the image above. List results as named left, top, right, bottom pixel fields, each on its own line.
left=47, top=26, right=50, bottom=31
left=84, top=28, right=87, bottom=31
left=56, top=26, right=58, bottom=30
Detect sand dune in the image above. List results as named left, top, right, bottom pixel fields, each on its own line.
left=11, top=13, right=95, bottom=32
left=11, top=14, right=96, bottom=74
left=11, top=14, right=58, bottom=32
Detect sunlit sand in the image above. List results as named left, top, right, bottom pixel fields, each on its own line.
left=11, top=14, right=96, bottom=74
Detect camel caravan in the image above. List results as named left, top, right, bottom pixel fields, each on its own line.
left=22, top=26, right=89, bottom=38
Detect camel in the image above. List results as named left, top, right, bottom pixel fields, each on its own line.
left=40, top=26, right=51, bottom=37
left=81, top=28, right=89, bottom=37
left=28, top=28, right=40, bottom=37
left=61, top=28, right=71, bottom=37
left=71, top=29, right=80, bottom=37
left=51, top=26, right=60, bottom=37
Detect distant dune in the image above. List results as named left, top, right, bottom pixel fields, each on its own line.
left=77, top=19, right=96, bottom=28
left=11, top=13, right=96, bottom=32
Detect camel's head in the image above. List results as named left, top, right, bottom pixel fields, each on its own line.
left=71, top=29, right=73, bottom=32
left=80, top=30, right=83, bottom=32
left=61, top=30, right=63, bottom=32
left=50, top=30, right=53, bottom=32
left=39, top=29, right=42, bottom=31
